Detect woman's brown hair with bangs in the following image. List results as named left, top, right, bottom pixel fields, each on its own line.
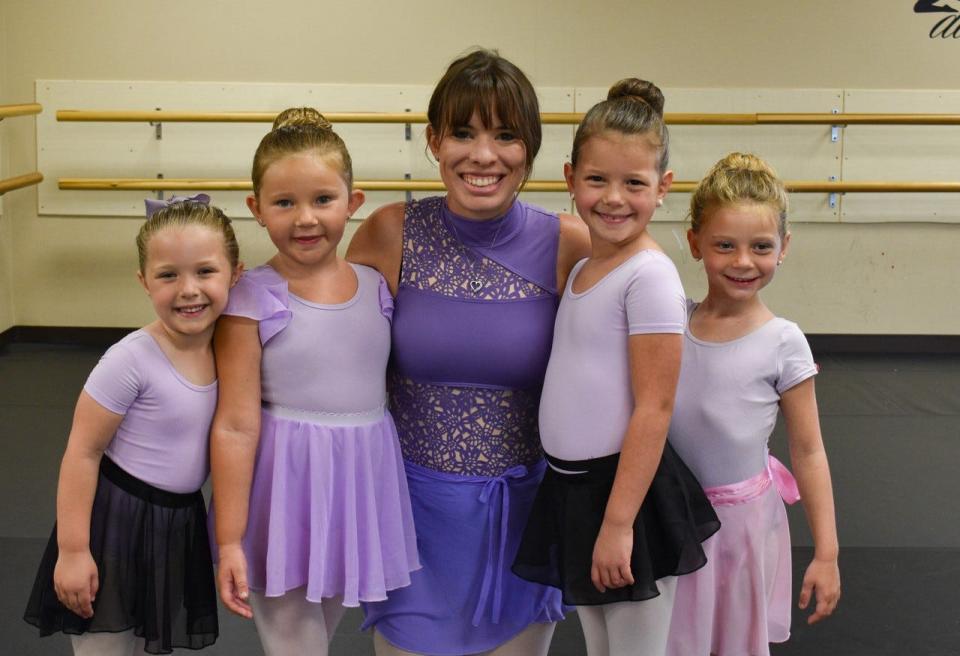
left=427, top=48, right=542, bottom=178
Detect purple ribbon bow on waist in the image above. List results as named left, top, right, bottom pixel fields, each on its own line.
left=144, top=193, right=211, bottom=218
left=472, top=464, right=529, bottom=627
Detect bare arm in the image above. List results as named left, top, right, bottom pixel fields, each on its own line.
left=591, top=332, right=682, bottom=592
left=780, top=377, right=840, bottom=624
left=555, top=212, right=591, bottom=293
left=54, top=392, right=124, bottom=618
left=345, top=202, right=405, bottom=295
left=210, top=315, right=263, bottom=618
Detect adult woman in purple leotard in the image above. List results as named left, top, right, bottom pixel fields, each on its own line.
left=348, top=49, right=590, bottom=656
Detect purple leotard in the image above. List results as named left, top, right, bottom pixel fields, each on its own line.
left=87, top=329, right=217, bottom=493
left=211, top=263, right=419, bottom=607
left=362, top=197, right=566, bottom=654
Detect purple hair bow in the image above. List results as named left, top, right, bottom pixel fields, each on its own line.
left=144, top=193, right=212, bottom=218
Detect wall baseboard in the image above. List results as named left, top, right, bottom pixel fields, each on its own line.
left=0, top=326, right=136, bottom=349
left=1, top=326, right=959, bottom=355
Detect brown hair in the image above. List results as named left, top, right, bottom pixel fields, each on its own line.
left=251, top=107, right=353, bottom=195
left=570, top=78, right=670, bottom=175
left=136, top=200, right=239, bottom=273
left=428, top=48, right=542, bottom=178
left=689, top=152, right=788, bottom=237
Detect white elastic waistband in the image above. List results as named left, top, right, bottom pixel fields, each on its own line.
left=262, top=401, right=386, bottom=426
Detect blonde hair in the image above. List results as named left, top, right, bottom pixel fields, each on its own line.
left=136, top=200, right=239, bottom=273
left=571, top=78, right=670, bottom=175
left=689, top=152, right=788, bottom=237
left=251, top=107, right=353, bottom=195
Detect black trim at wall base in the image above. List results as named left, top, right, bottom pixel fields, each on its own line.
left=0, top=326, right=136, bottom=349
left=1, top=325, right=960, bottom=355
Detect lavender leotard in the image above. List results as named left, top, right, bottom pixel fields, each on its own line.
left=362, top=197, right=566, bottom=654
left=86, top=329, right=216, bottom=493
left=538, top=250, right=686, bottom=461
left=212, top=263, right=420, bottom=607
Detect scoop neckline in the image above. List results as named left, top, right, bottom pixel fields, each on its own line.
left=270, top=263, right=362, bottom=310
left=567, top=249, right=668, bottom=298
left=684, top=303, right=779, bottom=347
left=139, top=330, right=217, bottom=391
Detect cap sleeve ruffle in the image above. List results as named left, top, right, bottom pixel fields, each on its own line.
left=224, top=266, right=292, bottom=345
left=377, top=274, right=394, bottom=324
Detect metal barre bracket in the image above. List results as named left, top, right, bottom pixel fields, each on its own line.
left=148, top=108, right=163, bottom=140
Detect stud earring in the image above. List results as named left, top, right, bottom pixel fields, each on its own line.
left=656, top=198, right=663, bottom=207
left=776, top=260, right=783, bottom=266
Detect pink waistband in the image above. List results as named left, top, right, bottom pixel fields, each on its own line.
left=703, top=456, right=801, bottom=507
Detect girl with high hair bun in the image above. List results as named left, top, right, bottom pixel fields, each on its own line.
left=24, top=197, right=242, bottom=655
left=349, top=49, right=591, bottom=656
left=665, top=152, right=840, bottom=656
left=512, top=78, right=720, bottom=656
left=211, top=108, right=419, bottom=656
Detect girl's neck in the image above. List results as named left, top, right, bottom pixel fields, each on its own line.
left=269, top=253, right=357, bottom=304
left=690, top=292, right=774, bottom=343
left=589, top=230, right=661, bottom=265
left=144, top=319, right=213, bottom=354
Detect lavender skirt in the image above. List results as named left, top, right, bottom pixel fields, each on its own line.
left=666, top=458, right=800, bottom=656
left=362, top=459, right=566, bottom=655
left=212, top=404, right=420, bottom=607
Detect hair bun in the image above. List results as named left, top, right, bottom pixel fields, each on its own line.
left=272, top=107, right=333, bottom=131
left=718, top=152, right=779, bottom=176
left=607, top=78, right=664, bottom=117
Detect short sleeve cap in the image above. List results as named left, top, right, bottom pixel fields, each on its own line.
left=625, top=253, right=686, bottom=335
left=83, top=340, right=142, bottom=416
left=776, top=321, right=817, bottom=394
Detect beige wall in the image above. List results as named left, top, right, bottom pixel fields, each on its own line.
left=2, top=0, right=958, bottom=333
left=0, top=5, right=14, bottom=333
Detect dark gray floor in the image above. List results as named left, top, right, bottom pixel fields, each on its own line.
left=3, top=342, right=959, bottom=655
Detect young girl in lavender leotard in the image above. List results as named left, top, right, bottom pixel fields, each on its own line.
left=665, top=153, right=840, bottom=656
left=24, top=197, right=242, bottom=655
left=512, top=79, right=719, bottom=656
left=210, top=108, right=419, bottom=656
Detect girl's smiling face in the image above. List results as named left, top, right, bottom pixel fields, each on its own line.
left=565, top=131, right=671, bottom=254
left=248, top=152, right=364, bottom=271
left=138, top=224, right=239, bottom=341
left=688, top=201, right=790, bottom=305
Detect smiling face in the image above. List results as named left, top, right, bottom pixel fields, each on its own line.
left=428, top=110, right=527, bottom=221
left=565, top=132, right=672, bottom=255
left=138, top=224, right=239, bottom=342
left=248, top=151, right=365, bottom=271
left=688, top=201, right=790, bottom=306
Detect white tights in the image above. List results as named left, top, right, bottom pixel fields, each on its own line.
left=71, top=631, right=151, bottom=656
left=373, top=620, right=555, bottom=656
left=249, top=589, right=346, bottom=656
left=576, top=577, right=678, bottom=656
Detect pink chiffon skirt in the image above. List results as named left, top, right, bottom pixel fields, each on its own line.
left=666, top=458, right=800, bottom=656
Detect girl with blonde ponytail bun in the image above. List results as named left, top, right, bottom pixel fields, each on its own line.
left=666, top=152, right=840, bottom=655
left=210, top=107, right=420, bottom=656
left=513, top=78, right=719, bottom=656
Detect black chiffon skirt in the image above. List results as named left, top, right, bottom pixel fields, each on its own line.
left=512, top=443, right=720, bottom=606
left=23, top=456, right=218, bottom=654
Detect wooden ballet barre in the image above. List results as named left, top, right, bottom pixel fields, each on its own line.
left=57, top=178, right=960, bottom=194
left=0, top=103, right=42, bottom=119
left=56, top=109, right=960, bottom=126
left=0, top=171, right=44, bottom=195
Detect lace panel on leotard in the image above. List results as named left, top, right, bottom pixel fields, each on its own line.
left=389, top=373, right=544, bottom=476
left=391, top=197, right=552, bottom=477
left=400, top=198, right=551, bottom=301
